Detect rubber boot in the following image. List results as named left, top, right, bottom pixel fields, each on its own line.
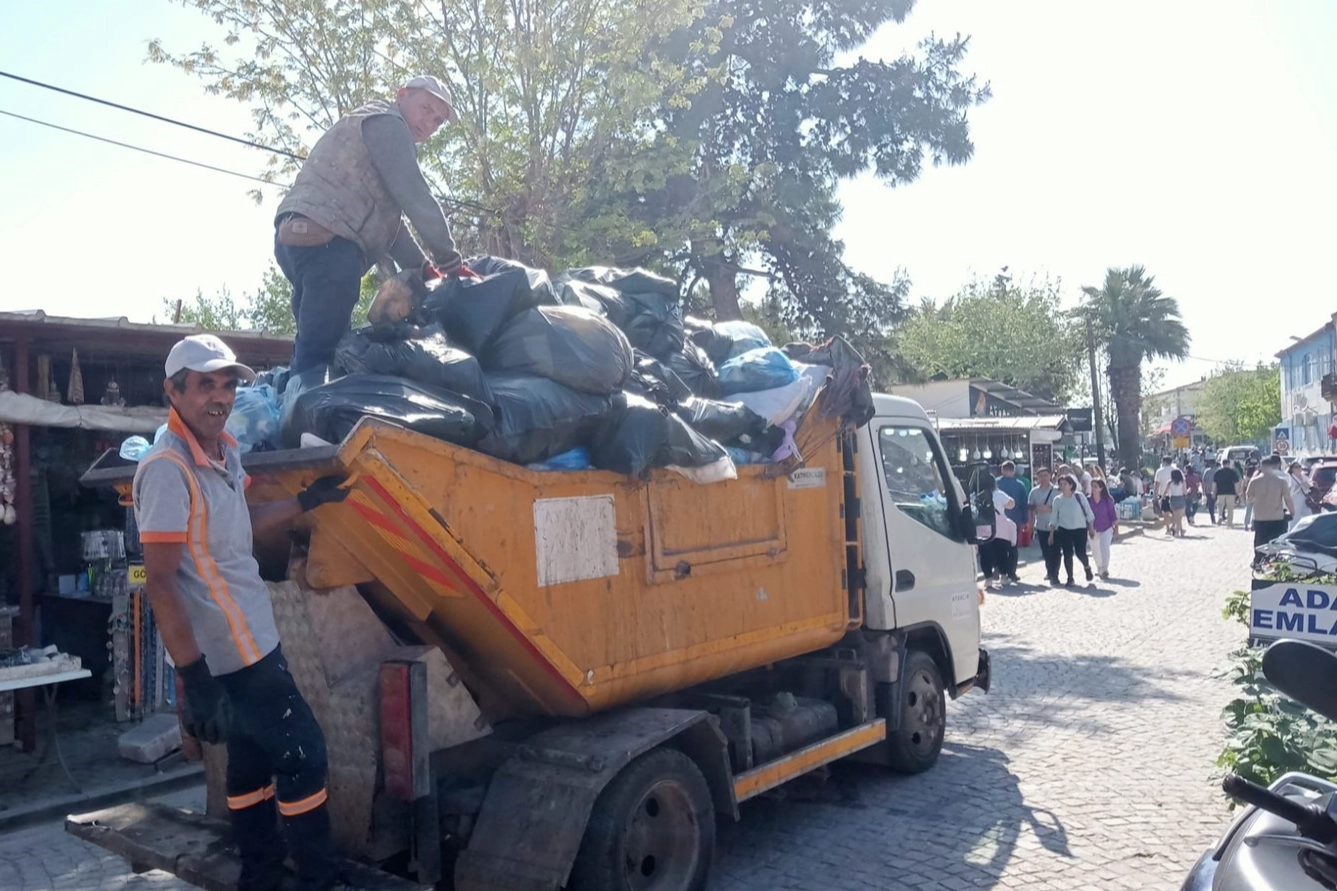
left=283, top=803, right=341, bottom=891
left=232, top=798, right=288, bottom=891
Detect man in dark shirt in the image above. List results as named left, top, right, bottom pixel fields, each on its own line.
left=1213, top=462, right=1240, bottom=528
left=274, top=75, right=465, bottom=372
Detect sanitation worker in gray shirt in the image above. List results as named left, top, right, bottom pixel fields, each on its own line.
left=274, top=75, right=464, bottom=373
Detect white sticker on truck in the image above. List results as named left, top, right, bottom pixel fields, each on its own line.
left=533, top=495, right=619, bottom=587
left=951, top=590, right=973, bottom=620
left=787, top=468, right=826, bottom=489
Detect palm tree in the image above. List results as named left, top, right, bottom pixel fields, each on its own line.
left=1081, top=266, right=1190, bottom=469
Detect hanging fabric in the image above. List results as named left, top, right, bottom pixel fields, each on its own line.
left=67, top=347, right=85, bottom=405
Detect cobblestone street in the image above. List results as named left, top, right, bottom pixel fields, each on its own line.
left=0, top=522, right=1251, bottom=890
left=713, top=522, right=1250, bottom=891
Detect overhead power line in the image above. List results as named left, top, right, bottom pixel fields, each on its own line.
left=0, top=108, right=287, bottom=188
left=0, top=69, right=305, bottom=161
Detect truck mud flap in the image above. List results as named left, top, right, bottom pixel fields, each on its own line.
left=66, top=802, right=427, bottom=891
left=454, top=707, right=734, bottom=891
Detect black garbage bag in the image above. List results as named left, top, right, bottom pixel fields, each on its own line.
left=483, top=306, right=632, bottom=395
left=334, top=324, right=493, bottom=405
left=278, top=364, right=338, bottom=448
left=477, top=374, right=617, bottom=465
left=558, top=267, right=684, bottom=358
left=627, top=351, right=691, bottom=405
left=783, top=336, right=875, bottom=428
left=557, top=279, right=620, bottom=314
left=592, top=392, right=731, bottom=477
left=466, top=255, right=560, bottom=306
left=282, top=373, right=492, bottom=449
left=560, top=266, right=678, bottom=298
left=590, top=393, right=670, bottom=477
left=687, top=317, right=772, bottom=365
left=665, top=340, right=721, bottom=398
left=674, top=397, right=769, bottom=445
left=421, top=267, right=540, bottom=355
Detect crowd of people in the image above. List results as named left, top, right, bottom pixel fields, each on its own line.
left=973, top=447, right=1319, bottom=589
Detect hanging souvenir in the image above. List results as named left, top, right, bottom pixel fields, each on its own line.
left=67, top=347, right=85, bottom=405
left=101, top=380, right=126, bottom=407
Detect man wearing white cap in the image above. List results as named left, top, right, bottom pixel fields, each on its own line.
left=134, top=335, right=352, bottom=891
left=274, top=75, right=464, bottom=373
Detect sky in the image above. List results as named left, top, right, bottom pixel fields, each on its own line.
left=1, top=1, right=1334, bottom=391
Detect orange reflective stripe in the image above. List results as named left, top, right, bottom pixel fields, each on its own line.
left=154, top=451, right=261, bottom=667
left=139, top=531, right=188, bottom=543
left=277, top=788, right=328, bottom=816
left=226, top=784, right=275, bottom=810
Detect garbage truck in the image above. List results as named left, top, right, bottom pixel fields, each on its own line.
left=72, top=383, right=989, bottom=891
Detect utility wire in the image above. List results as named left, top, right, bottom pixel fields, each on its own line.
left=0, top=69, right=305, bottom=161
left=0, top=108, right=287, bottom=188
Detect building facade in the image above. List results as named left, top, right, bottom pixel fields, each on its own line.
left=1276, top=318, right=1337, bottom=455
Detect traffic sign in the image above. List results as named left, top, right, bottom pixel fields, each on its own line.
left=1170, top=416, right=1192, bottom=437
left=1275, top=437, right=1290, bottom=454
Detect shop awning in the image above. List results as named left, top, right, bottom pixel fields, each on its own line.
left=0, top=391, right=166, bottom=434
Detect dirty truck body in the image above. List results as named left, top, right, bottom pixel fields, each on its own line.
left=76, top=391, right=989, bottom=891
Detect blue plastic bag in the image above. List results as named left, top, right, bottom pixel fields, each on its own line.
left=716, top=347, right=800, bottom=396
left=119, top=436, right=151, bottom=462
left=526, top=447, right=593, bottom=471
left=226, top=384, right=282, bottom=453
left=713, top=320, right=771, bottom=359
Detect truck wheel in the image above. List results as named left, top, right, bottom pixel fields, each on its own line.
left=884, top=649, right=946, bottom=774
left=569, top=748, right=715, bottom=891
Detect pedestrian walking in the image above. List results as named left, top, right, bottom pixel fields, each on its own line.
left=1028, top=467, right=1062, bottom=585
left=1245, top=455, right=1294, bottom=563
left=1079, top=463, right=1096, bottom=496
left=997, top=460, right=1029, bottom=584
left=975, top=473, right=1017, bottom=589
left=1214, top=461, right=1241, bottom=527
left=1049, top=473, right=1095, bottom=587
left=1287, top=461, right=1312, bottom=531
left=1243, top=459, right=1260, bottom=530
left=1089, top=479, right=1119, bottom=580
left=1202, top=460, right=1218, bottom=525
left=1184, top=465, right=1201, bottom=525
left=1153, top=456, right=1177, bottom=535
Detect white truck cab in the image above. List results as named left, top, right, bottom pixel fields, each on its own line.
left=861, top=394, right=982, bottom=692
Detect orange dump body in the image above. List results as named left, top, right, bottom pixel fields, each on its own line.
left=225, top=398, right=856, bottom=720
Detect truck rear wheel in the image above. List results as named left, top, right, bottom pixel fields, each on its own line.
left=884, top=649, right=946, bottom=774
left=569, top=748, right=715, bottom=891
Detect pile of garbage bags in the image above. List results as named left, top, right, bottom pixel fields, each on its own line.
left=125, top=257, right=873, bottom=483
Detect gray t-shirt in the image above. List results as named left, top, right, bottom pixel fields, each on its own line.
left=1028, top=484, right=1059, bottom=531
left=133, top=411, right=280, bottom=676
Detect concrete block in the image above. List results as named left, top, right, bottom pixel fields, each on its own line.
left=117, top=713, right=182, bottom=764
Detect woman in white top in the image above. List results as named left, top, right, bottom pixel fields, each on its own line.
left=1288, top=461, right=1312, bottom=530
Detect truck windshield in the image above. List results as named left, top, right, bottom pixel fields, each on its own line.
left=878, top=426, right=957, bottom=540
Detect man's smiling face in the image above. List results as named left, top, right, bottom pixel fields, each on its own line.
left=167, top=369, right=239, bottom=443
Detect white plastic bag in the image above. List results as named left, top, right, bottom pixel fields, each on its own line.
left=667, top=454, right=738, bottom=484
left=734, top=376, right=813, bottom=426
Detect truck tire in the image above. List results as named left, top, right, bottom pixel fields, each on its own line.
left=569, top=747, right=715, bottom=891
left=884, top=649, right=946, bottom=774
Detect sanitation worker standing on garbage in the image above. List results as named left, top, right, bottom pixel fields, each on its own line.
left=274, top=75, right=465, bottom=373
left=134, top=334, right=354, bottom=891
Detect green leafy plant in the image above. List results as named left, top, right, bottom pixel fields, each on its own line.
left=1217, top=568, right=1337, bottom=792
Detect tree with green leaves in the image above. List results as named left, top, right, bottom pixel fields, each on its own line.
left=896, top=271, right=1082, bottom=404
left=1081, top=266, right=1190, bottom=469
left=1197, top=363, right=1282, bottom=445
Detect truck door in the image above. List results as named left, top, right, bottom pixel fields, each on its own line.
left=865, top=419, right=980, bottom=686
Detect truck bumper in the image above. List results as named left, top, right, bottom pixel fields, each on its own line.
left=955, top=647, right=991, bottom=697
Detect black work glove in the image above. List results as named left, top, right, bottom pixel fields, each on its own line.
left=298, top=475, right=351, bottom=513
left=178, top=656, right=231, bottom=745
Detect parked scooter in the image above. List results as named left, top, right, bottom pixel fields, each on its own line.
left=1254, top=512, right=1337, bottom=577
left=1182, top=639, right=1337, bottom=890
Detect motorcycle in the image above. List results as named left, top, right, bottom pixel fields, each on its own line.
left=1182, top=639, right=1337, bottom=890
left=1254, top=512, right=1337, bottom=577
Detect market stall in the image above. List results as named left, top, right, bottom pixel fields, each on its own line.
left=934, top=414, right=1073, bottom=491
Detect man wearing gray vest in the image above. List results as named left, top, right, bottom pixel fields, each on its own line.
left=275, top=75, right=464, bottom=373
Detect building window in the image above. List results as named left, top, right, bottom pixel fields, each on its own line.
left=1303, top=354, right=1312, bottom=386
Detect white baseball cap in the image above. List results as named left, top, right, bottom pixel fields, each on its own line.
left=165, top=335, right=256, bottom=383
left=404, top=75, right=459, bottom=123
